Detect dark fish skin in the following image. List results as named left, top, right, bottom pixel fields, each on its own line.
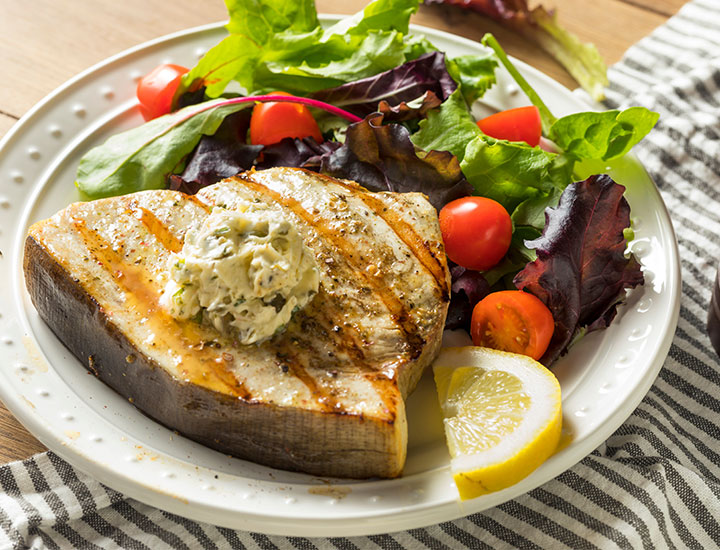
left=23, top=167, right=450, bottom=478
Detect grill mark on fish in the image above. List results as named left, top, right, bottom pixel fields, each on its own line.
left=272, top=343, right=340, bottom=413
left=272, top=290, right=404, bottom=413
left=69, top=216, right=250, bottom=399
left=234, top=173, right=425, bottom=359
left=131, top=205, right=183, bottom=253
left=331, top=181, right=449, bottom=299
left=186, top=194, right=212, bottom=212
left=290, top=291, right=371, bottom=370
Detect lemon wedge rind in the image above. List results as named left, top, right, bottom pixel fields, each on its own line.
left=433, top=346, right=562, bottom=501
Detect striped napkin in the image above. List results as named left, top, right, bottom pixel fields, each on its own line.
left=2, top=1, right=720, bottom=548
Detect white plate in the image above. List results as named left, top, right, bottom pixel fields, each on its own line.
left=0, top=18, right=680, bottom=537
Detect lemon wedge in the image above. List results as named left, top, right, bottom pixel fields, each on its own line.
left=433, top=346, right=562, bottom=500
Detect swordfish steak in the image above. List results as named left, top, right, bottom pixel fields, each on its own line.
left=23, top=167, right=450, bottom=478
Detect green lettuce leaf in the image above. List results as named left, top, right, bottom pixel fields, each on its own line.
left=224, top=0, right=319, bottom=43
left=259, top=31, right=408, bottom=92
left=410, top=88, right=481, bottom=162
left=481, top=34, right=659, bottom=162
left=322, top=0, right=419, bottom=35
left=447, top=53, right=498, bottom=104
left=180, top=0, right=425, bottom=99
left=459, top=136, right=575, bottom=212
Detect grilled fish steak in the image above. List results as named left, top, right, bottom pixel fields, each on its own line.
left=24, top=167, right=450, bottom=478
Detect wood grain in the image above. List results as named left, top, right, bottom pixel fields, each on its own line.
left=619, top=0, right=686, bottom=16
left=0, top=113, right=18, bottom=138
left=0, top=0, right=687, bottom=464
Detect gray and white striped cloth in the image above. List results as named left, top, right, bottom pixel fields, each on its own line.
left=2, top=1, right=720, bottom=548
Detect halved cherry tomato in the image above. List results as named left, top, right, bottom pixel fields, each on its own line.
left=477, top=105, right=542, bottom=147
left=136, top=63, right=189, bottom=121
left=470, top=290, right=554, bottom=360
left=249, top=91, right=323, bottom=146
left=439, top=196, right=512, bottom=271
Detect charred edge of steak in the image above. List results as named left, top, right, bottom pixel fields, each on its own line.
left=23, top=235, right=404, bottom=479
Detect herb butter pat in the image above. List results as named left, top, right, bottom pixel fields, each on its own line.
left=161, top=206, right=319, bottom=344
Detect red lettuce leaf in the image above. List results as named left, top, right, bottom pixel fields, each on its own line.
left=513, top=174, right=644, bottom=365
left=319, top=113, right=473, bottom=212
left=256, top=137, right=341, bottom=170
left=376, top=91, right=443, bottom=122
left=171, top=111, right=263, bottom=192
left=446, top=265, right=491, bottom=331
left=310, top=52, right=457, bottom=120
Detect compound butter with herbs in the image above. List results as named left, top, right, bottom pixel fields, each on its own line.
left=161, top=205, right=319, bottom=344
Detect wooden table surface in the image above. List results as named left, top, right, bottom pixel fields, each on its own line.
left=0, top=0, right=686, bottom=463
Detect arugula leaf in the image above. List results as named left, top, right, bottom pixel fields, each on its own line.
left=411, top=89, right=481, bottom=162
left=549, top=107, right=660, bottom=161
left=514, top=174, right=644, bottom=365
left=75, top=100, right=252, bottom=199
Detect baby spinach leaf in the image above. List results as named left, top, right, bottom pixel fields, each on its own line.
left=549, top=107, right=660, bottom=161
left=75, top=100, right=252, bottom=199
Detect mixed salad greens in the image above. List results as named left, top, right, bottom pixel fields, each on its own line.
left=74, top=0, right=658, bottom=366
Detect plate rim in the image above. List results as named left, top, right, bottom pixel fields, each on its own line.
left=0, top=17, right=681, bottom=536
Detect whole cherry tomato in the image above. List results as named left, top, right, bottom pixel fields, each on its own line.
left=136, top=63, right=189, bottom=121
left=250, top=91, right=323, bottom=146
left=439, top=196, right=512, bottom=271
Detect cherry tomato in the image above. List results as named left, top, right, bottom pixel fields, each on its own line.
left=136, top=64, right=189, bottom=121
left=470, top=290, right=554, bottom=360
left=439, top=196, right=512, bottom=271
left=477, top=106, right=542, bottom=147
left=250, top=91, right=323, bottom=146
